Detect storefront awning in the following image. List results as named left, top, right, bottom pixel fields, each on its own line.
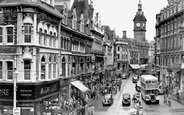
left=130, top=64, right=140, bottom=69
left=71, top=80, right=90, bottom=92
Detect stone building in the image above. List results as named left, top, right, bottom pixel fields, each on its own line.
left=155, top=0, right=184, bottom=99
left=114, top=31, right=129, bottom=77
left=102, top=26, right=116, bottom=81
left=0, top=0, right=95, bottom=115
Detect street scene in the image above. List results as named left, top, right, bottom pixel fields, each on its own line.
left=0, top=0, right=184, bottom=115
left=94, top=74, right=184, bottom=115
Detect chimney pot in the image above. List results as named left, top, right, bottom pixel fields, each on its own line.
left=122, top=31, right=126, bottom=38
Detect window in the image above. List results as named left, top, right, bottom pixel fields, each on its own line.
left=24, top=24, right=32, bottom=43
left=61, top=57, right=66, bottom=76
left=53, top=56, right=57, bottom=78
left=7, top=61, right=13, bottom=79
left=7, top=27, right=13, bottom=43
left=24, top=60, right=31, bottom=80
left=48, top=56, right=52, bottom=79
left=39, top=28, right=42, bottom=45
left=0, top=27, right=2, bottom=43
left=44, top=30, right=47, bottom=46
left=0, top=61, right=2, bottom=79
left=117, top=63, right=120, bottom=69
left=118, top=46, right=120, bottom=51
left=41, top=57, right=46, bottom=79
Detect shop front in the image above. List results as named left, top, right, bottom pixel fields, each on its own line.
left=0, top=80, right=60, bottom=115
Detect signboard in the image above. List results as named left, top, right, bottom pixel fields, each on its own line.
left=13, top=107, right=20, bottom=115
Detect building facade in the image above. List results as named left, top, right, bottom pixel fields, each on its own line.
left=0, top=0, right=96, bottom=115
left=155, top=0, right=184, bottom=101
left=114, top=31, right=129, bottom=77
left=102, top=26, right=116, bottom=81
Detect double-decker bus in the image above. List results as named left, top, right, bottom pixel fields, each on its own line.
left=139, top=75, right=159, bottom=104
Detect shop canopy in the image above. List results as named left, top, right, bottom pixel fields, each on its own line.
left=130, top=64, right=140, bottom=69
left=71, top=80, right=90, bottom=92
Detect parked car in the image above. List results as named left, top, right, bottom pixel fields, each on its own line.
left=132, top=75, right=139, bottom=83
left=122, top=93, right=131, bottom=106
left=102, top=94, right=114, bottom=106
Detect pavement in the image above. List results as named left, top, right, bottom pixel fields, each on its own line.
left=172, top=94, right=184, bottom=106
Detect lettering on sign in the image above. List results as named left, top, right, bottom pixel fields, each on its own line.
left=40, top=84, right=57, bottom=95
left=20, top=89, right=33, bottom=97
left=0, top=89, right=9, bottom=96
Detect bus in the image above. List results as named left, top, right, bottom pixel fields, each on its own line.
left=139, top=75, right=159, bottom=104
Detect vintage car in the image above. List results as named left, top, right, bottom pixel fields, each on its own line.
left=102, top=94, right=114, bottom=106
left=122, top=93, right=131, bottom=106
left=132, top=75, right=139, bottom=83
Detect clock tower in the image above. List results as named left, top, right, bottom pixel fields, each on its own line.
left=133, top=0, right=147, bottom=42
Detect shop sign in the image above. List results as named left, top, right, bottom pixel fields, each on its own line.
left=17, top=102, right=34, bottom=107
left=35, top=80, right=60, bottom=99
left=0, top=85, right=13, bottom=99
left=13, top=107, right=20, bottom=115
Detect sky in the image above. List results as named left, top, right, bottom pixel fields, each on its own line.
left=94, top=0, right=168, bottom=42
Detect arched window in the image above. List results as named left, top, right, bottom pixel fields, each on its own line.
left=39, top=28, right=42, bottom=45
left=61, top=57, right=66, bottom=76
left=44, top=30, right=47, bottom=46
left=48, top=56, right=52, bottom=79
left=53, top=56, right=57, bottom=78
left=41, top=56, right=46, bottom=79
left=24, top=60, right=31, bottom=80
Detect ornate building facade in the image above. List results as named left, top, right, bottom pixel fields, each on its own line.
left=155, top=0, right=184, bottom=99
left=114, top=31, right=129, bottom=77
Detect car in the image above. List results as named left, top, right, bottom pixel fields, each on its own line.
left=122, top=93, right=131, bottom=106
left=132, top=75, right=139, bottom=83
left=121, top=73, right=127, bottom=79
left=102, top=94, right=114, bottom=106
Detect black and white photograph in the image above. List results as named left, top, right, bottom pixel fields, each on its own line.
left=0, top=0, right=184, bottom=115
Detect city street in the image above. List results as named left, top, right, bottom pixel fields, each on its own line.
left=94, top=74, right=184, bottom=115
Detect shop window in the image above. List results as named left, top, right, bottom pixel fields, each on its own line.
left=0, top=27, right=2, bottom=43
left=7, top=61, right=13, bottom=79
left=24, top=60, right=31, bottom=80
left=24, top=23, right=32, bottom=43
left=41, top=56, right=46, bottom=79
left=7, top=27, right=13, bottom=43
left=61, top=57, right=66, bottom=76
left=0, top=61, right=2, bottom=79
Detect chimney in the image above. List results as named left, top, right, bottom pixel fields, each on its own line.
left=122, top=31, right=127, bottom=38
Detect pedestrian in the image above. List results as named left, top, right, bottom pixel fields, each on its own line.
left=168, top=94, right=172, bottom=106
left=176, top=91, right=180, bottom=102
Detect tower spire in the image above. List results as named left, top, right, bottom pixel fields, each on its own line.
left=139, top=0, right=141, bottom=4
left=138, top=0, right=142, bottom=11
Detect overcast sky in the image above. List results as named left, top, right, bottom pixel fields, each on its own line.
left=95, top=0, right=168, bottom=42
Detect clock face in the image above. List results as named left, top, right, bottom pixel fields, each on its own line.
left=136, top=23, right=140, bottom=27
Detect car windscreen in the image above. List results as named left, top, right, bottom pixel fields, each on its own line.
left=123, top=94, right=130, bottom=98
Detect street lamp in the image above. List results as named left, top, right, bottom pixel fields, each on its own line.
left=13, top=68, right=18, bottom=110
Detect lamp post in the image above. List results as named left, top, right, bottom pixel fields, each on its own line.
left=13, top=69, right=18, bottom=110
